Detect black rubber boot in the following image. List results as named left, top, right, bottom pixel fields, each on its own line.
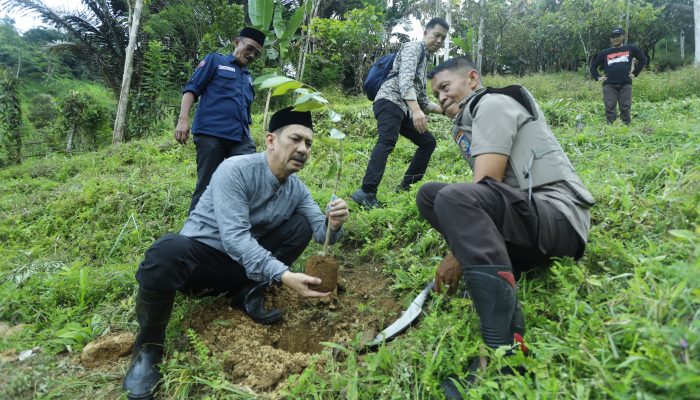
left=461, top=265, right=525, bottom=351
left=123, top=287, right=175, bottom=400
left=233, top=281, right=283, bottom=325
left=441, top=265, right=527, bottom=399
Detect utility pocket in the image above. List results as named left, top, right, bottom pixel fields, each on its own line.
left=509, top=133, right=571, bottom=192
left=525, top=145, right=573, bottom=187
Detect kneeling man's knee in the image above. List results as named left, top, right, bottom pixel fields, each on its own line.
left=136, top=233, right=192, bottom=291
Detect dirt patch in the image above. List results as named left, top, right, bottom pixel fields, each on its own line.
left=74, top=261, right=401, bottom=396
left=185, top=261, right=401, bottom=394
left=80, top=331, right=134, bottom=368
left=0, top=322, right=26, bottom=339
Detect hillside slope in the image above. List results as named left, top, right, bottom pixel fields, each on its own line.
left=1, top=69, right=698, bottom=399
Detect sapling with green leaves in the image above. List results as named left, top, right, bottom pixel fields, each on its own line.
left=253, top=74, right=344, bottom=292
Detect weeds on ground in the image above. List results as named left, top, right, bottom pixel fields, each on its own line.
left=0, top=69, right=698, bottom=398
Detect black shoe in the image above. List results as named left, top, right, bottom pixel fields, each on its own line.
left=233, top=281, right=283, bottom=325
left=123, top=288, right=175, bottom=400
left=351, top=189, right=382, bottom=209
left=395, top=184, right=410, bottom=193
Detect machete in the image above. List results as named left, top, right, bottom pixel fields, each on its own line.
left=365, top=280, right=434, bottom=349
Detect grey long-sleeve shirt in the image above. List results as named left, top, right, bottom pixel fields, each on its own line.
left=180, top=152, right=342, bottom=282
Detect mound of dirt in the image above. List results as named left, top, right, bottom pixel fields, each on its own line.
left=185, top=261, right=402, bottom=394
left=80, top=331, right=134, bottom=368
left=78, top=261, right=402, bottom=396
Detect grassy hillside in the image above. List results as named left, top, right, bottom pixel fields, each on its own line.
left=1, top=68, right=698, bottom=399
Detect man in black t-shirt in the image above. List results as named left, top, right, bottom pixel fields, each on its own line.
left=590, top=27, right=647, bottom=125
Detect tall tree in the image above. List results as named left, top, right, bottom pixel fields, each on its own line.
left=444, top=0, right=451, bottom=62
left=112, top=0, right=143, bottom=145
left=693, top=0, right=700, bottom=67
left=476, top=0, right=485, bottom=72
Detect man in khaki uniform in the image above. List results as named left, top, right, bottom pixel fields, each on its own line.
left=421, top=57, right=595, bottom=398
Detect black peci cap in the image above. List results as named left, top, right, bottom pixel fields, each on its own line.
left=610, top=27, right=625, bottom=37
left=240, top=27, right=266, bottom=46
left=268, top=107, right=313, bottom=133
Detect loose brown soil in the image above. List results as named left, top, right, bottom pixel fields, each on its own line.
left=80, top=260, right=401, bottom=397
left=304, top=253, right=340, bottom=292
left=80, top=331, right=134, bottom=368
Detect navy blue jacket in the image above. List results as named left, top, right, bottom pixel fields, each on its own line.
left=590, top=45, right=647, bottom=85
left=183, top=53, right=255, bottom=141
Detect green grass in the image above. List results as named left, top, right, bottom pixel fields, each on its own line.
left=1, top=68, right=698, bottom=399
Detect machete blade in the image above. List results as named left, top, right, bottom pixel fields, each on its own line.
left=365, top=280, right=434, bottom=349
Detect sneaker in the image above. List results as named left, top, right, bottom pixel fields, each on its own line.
left=351, top=189, right=382, bottom=209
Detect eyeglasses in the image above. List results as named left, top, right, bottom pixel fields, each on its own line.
left=240, top=39, right=262, bottom=58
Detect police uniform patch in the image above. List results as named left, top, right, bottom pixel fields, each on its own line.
left=454, top=130, right=471, bottom=160
left=197, top=60, right=206, bottom=68
left=218, top=65, right=236, bottom=72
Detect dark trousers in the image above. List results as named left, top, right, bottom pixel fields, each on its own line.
left=416, top=179, right=584, bottom=275
left=135, top=213, right=312, bottom=295
left=602, top=84, right=633, bottom=124
left=190, top=134, right=257, bottom=213
left=361, top=99, right=437, bottom=194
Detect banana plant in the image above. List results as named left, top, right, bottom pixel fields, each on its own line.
left=248, top=0, right=312, bottom=66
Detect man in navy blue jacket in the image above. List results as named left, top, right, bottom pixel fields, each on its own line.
left=175, top=27, right=266, bottom=213
left=590, top=27, right=647, bottom=125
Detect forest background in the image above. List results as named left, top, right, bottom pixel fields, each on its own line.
left=0, top=0, right=698, bottom=398
left=0, top=0, right=697, bottom=162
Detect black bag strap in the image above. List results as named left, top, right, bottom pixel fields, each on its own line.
left=468, top=85, right=535, bottom=117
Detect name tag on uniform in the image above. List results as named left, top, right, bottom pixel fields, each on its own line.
left=218, top=65, right=236, bottom=72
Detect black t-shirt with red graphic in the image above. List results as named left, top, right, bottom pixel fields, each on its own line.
left=590, top=44, right=647, bottom=85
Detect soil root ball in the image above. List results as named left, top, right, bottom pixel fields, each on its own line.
left=304, top=254, right=339, bottom=292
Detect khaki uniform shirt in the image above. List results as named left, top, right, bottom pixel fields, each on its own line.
left=454, top=90, right=591, bottom=243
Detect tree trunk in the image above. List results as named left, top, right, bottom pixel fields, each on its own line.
left=444, top=0, right=451, bottom=62
left=66, top=126, right=75, bottom=152
left=578, top=32, right=590, bottom=66
left=296, top=0, right=310, bottom=80
left=476, top=0, right=485, bottom=72
left=625, top=0, right=631, bottom=45
left=298, top=0, right=319, bottom=82
left=696, top=0, right=700, bottom=66
left=471, top=22, right=477, bottom=60
left=112, top=0, right=144, bottom=145
left=680, top=29, right=685, bottom=61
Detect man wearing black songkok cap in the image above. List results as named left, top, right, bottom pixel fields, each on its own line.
left=123, top=107, right=350, bottom=400
left=175, top=26, right=267, bottom=214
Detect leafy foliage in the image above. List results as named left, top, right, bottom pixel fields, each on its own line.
left=127, top=39, right=175, bottom=140
left=307, top=6, right=384, bottom=91
left=57, top=90, right=110, bottom=152
left=0, top=68, right=23, bottom=165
